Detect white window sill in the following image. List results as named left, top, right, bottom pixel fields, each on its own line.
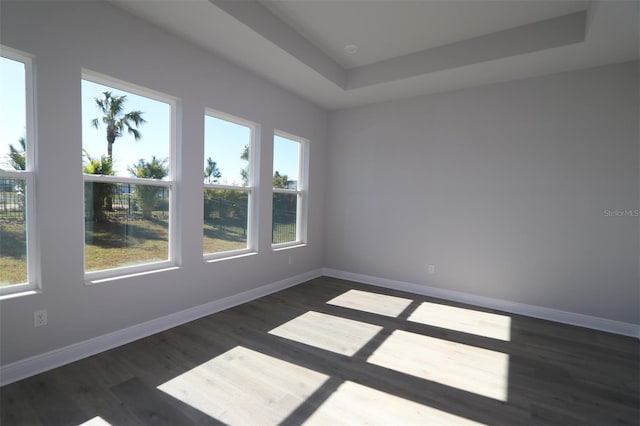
left=0, top=289, right=41, bottom=301
left=272, top=242, right=307, bottom=251
left=204, top=250, right=257, bottom=264
left=85, top=264, right=179, bottom=285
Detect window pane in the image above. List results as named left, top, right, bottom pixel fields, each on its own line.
left=0, top=178, right=27, bottom=285
left=272, top=192, right=297, bottom=244
left=1, top=53, right=30, bottom=288
left=203, top=189, right=248, bottom=254
left=273, top=135, right=300, bottom=190
left=81, top=79, right=170, bottom=178
left=85, top=182, right=169, bottom=271
left=82, top=76, right=173, bottom=275
left=204, top=115, right=251, bottom=187
left=0, top=56, right=27, bottom=170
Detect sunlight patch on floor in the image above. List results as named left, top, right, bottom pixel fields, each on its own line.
left=78, top=416, right=113, bottom=426
left=304, top=380, right=486, bottom=426
left=269, top=311, right=383, bottom=356
left=327, top=289, right=413, bottom=317
left=158, top=346, right=329, bottom=425
left=368, top=330, right=510, bottom=401
left=408, top=302, right=512, bottom=341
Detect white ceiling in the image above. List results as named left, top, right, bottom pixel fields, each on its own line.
left=110, top=0, right=639, bottom=110
left=262, top=0, right=590, bottom=69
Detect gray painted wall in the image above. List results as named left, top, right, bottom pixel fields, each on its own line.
left=0, top=1, right=327, bottom=365
left=326, top=61, right=639, bottom=324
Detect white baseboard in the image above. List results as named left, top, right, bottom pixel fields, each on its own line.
left=2, top=267, right=637, bottom=386
left=323, top=268, right=640, bottom=339
left=0, top=269, right=323, bottom=386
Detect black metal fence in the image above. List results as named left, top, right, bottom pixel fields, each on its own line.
left=272, top=192, right=297, bottom=243
left=204, top=194, right=248, bottom=237
left=0, top=179, right=25, bottom=221
left=272, top=209, right=296, bottom=243
left=3, top=178, right=297, bottom=242
left=85, top=182, right=169, bottom=222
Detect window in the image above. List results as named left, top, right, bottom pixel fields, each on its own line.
left=81, top=72, right=175, bottom=278
left=0, top=47, right=36, bottom=294
left=272, top=131, right=307, bottom=246
left=203, top=111, right=256, bottom=258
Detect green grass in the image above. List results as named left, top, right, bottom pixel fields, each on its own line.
left=272, top=222, right=297, bottom=244
left=0, top=220, right=27, bottom=285
left=203, top=219, right=247, bottom=254
left=1, top=216, right=298, bottom=286
left=85, top=218, right=170, bottom=271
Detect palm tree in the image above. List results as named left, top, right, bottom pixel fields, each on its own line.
left=91, top=91, right=146, bottom=160
left=7, top=137, right=26, bottom=171
left=128, top=156, right=168, bottom=219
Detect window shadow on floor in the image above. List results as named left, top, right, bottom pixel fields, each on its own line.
left=1, top=276, right=638, bottom=425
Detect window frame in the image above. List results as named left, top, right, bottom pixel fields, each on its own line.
left=0, top=46, right=38, bottom=296
left=81, top=70, right=178, bottom=281
left=272, top=130, right=308, bottom=249
left=203, top=109, right=258, bottom=261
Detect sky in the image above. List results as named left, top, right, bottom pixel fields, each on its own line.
left=0, top=56, right=27, bottom=169
left=203, top=117, right=301, bottom=187
left=1, top=56, right=301, bottom=185
left=273, top=135, right=300, bottom=189
left=204, top=115, right=250, bottom=186
left=82, top=79, right=171, bottom=177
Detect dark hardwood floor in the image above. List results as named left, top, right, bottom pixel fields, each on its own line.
left=1, top=276, right=638, bottom=425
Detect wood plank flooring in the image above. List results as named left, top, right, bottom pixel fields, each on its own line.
left=1, top=276, right=638, bottom=425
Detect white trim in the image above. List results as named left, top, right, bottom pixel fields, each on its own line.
left=272, top=242, right=307, bottom=251
left=204, top=107, right=257, bottom=130
left=2, top=267, right=636, bottom=386
left=0, top=269, right=323, bottom=386
left=204, top=183, right=250, bottom=192
left=274, top=129, right=305, bottom=146
left=203, top=248, right=254, bottom=262
left=0, top=45, right=34, bottom=63
left=0, top=169, right=29, bottom=179
left=204, top=251, right=257, bottom=263
left=81, top=69, right=177, bottom=106
left=86, top=265, right=179, bottom=284
left=272, top=188, right=298, bottom=194
left=82, top=174, right=172, bottom=187
left=322, top=268, right=640, bottom=339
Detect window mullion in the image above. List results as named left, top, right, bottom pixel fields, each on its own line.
left=0, top=170, right=31, bottom=179
left=204, top=183, right=250, bottom=192
left=83, top=174, right=171, bottom=187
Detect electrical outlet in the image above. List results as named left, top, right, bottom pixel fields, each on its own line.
left=34, top=309, right=47, bottom=327
left=288, top=255, right=293, bottom=265
left=428, top=264, right=436, bottom=274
